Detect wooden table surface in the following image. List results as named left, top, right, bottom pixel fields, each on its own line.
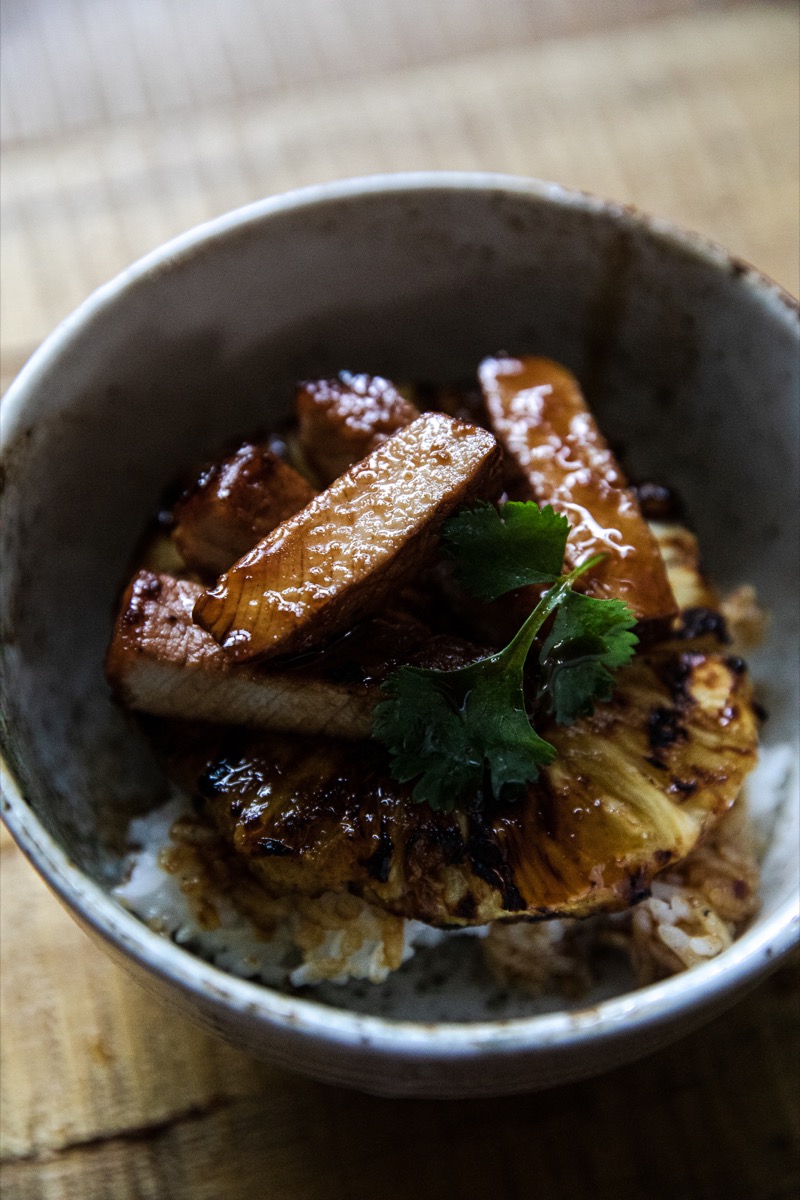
left=1, top=2, right=798, bottom=1197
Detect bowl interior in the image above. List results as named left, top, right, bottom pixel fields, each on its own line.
left=2, top=178, right=798, bottom=1024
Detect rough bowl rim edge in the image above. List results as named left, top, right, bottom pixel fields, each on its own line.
left=1, top=171, right=798, bottom=1064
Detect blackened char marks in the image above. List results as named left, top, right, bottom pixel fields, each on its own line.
left=645, top=756, right=669, bottom=771
left=254, top=838, right=293, bottom=857
left=467, top=817, right=525, bottom=912
left=364, top=825, right=394, bottom=883
left=404, top=823, right=465, bottom=868
left=621, top=866, right=651, bottom=907
left=632, top=481, right=685, bottom=521
left=679, top=607, right=730, bottom=644
left=401, top=820, right=468, bottom=916
left=647, top=706, right=687, bottom=750
left=454, top=893, right=477, bottom=920
left=646, top=705, right=688, bottom=771
left=657, top=651, right=703, bottom=704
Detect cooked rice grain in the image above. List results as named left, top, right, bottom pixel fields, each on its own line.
left=116, top=781, right=765, bottom=999
left=482, top=920, right=592, bottom=998
left=115, top=798, right=444, bottom=987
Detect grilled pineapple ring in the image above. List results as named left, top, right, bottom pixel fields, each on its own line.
left=157, top=646, right=757, bottom=927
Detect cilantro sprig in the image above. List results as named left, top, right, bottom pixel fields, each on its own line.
left=372, top=501, right=638, bottom=812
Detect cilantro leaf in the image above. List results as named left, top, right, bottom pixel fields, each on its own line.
left=371, top=666, right=481, bottom=808
left=443, top=500, right=569, bottom=601
left=373, top=658, right=556, bottom=812
left=373, top=562, right=583, bottom=811
left=538, top=592, right=638, bottom=724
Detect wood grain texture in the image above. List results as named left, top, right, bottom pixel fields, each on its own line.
left=1, top=2, right=798, bottom=1197
left=2, top=824, right=798, bottom=1199
left=0, top=0, right=749, bottom=145
left=1, top=6, right=797, bottom=363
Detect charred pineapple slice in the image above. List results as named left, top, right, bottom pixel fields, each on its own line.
left=508, top=650, right=756, bottom=918
left=155, top=646, right=757, bottom=927
left=649, top=519, right=719, bottom=613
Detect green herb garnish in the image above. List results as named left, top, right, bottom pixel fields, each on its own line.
left=537, top=591, right=639, bottom=724
left=442, top=499, right=570, bottom=600
left=372, top=502, right=638, bottom=812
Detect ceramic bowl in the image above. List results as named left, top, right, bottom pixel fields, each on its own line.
left=1, top=174, right=798, bottom=1097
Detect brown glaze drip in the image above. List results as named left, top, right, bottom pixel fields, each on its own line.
left=363, top=824, right=394, bottom=883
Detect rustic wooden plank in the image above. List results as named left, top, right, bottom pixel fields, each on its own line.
left=1, top=7, right=798, bottom=365
left=1, top=5, right=798, bottom=1198
left=2, top=833, right=797, bottom=1199
left=0, top=0, right=750, bottom=145
left=0, top=827, right=274, bottom=1164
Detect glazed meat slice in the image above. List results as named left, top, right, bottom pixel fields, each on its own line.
left=107, top=571, right=484, bottom=738
left=193, top=413, right=501, bottom=662
left=172, top=443, right=316, bottom=576
left=160, top=647, right=758, bottom=926
left=480, top=356, right=677, bottom=625
left=106, top=571, right=376, bottom=737
left=434, top=512, right=724, bottom=649
left=296, top=372, right=419, bottom=484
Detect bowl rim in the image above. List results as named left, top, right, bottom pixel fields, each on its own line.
left=1, top=171, right=799, bottom=1061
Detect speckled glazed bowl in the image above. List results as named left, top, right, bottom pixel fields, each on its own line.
left=1, top=174, right=798, bottom=1097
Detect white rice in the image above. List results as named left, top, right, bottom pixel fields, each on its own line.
left=114, top=744, right=790, bottom=998
left=114, top=796, right=482, bottom=989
